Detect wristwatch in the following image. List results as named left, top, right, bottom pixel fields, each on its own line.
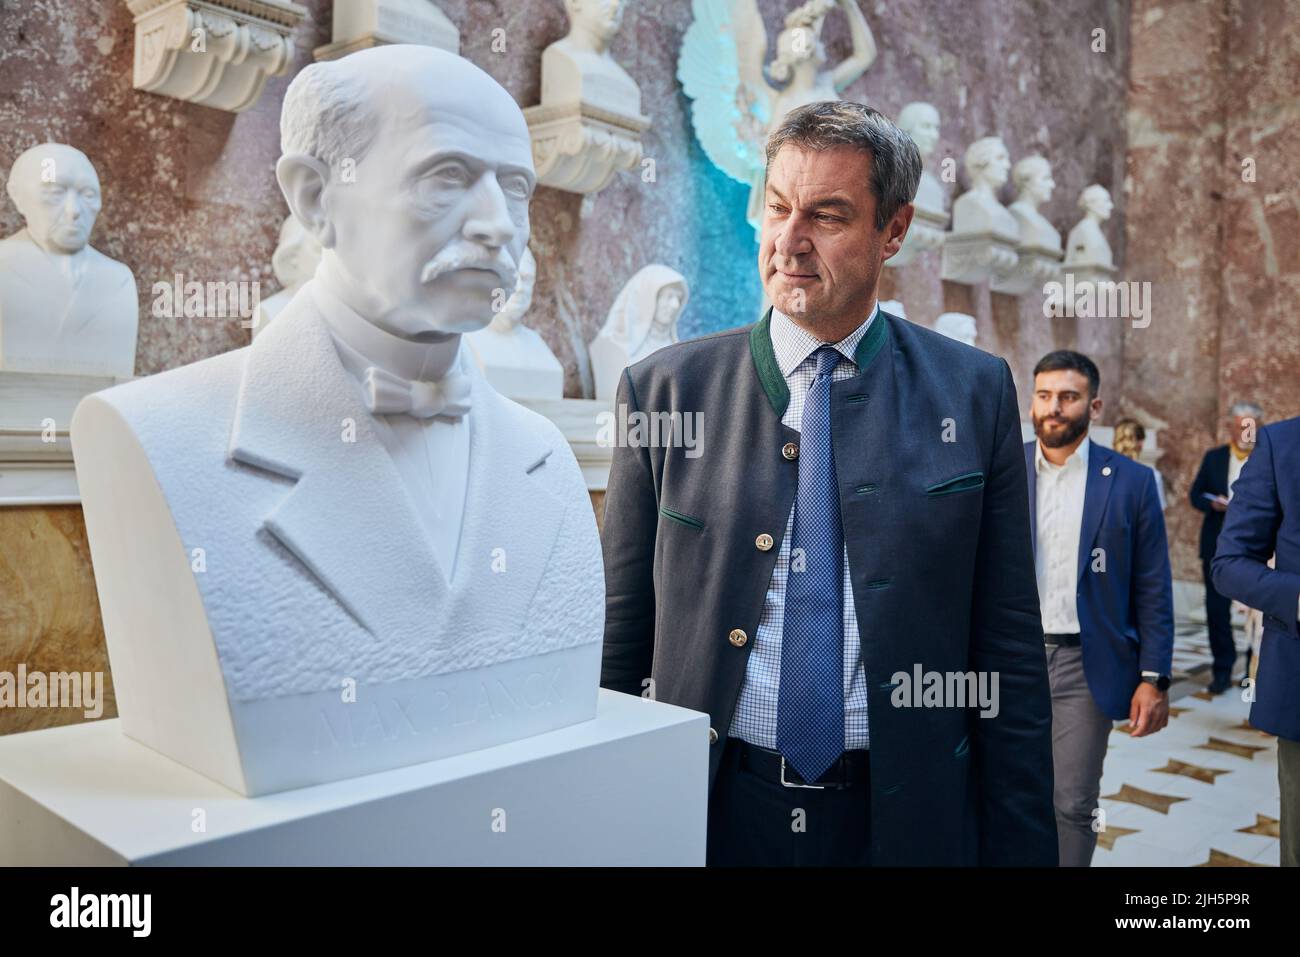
left=1140, top=673, right=1171, bottom=692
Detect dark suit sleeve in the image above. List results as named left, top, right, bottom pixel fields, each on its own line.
left=969, top=360, right=1058, bottom=866
left=1212, top=429, right=1300, bottom=637
left=1189, top=451, right=1215, bottom=513
left=1133, top=467, right=1176, bottom=674
left=599, top=368, right=660, bottom=696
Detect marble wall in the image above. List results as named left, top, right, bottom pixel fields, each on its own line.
left=1121, top=0, right=1300, bottom=581
left=0, top=507, right=116, bottom=733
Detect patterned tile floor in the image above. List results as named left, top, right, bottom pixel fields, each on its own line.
left=1091, top=626, right=1278, bottom=867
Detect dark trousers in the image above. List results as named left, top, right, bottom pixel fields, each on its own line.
left=1203, top=559, right=1236, bottom=681
left=706, top=738, right=871, bottom=866
left=1281, top=737, right=1300, bottom=868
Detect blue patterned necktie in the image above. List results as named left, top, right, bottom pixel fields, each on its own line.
left=777, top=345, right=845, bottom=783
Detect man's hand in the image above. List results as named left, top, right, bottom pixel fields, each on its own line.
left=1128, top=682, right=1169, bottom=737
left=1210, top=495, right=1230, bottom=512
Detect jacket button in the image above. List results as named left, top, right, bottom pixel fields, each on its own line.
left=708, top=727, right=719, bottom=745
left=755, top=533, right=774, bottom=551
left=782, top=442, right=799, bottom=460
left=728, top=628, right=748, bottom=647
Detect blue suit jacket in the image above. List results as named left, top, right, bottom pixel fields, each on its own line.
left=1212, top=417, right=1300, bottom=741
left=1024, top=439, right=1175, bottom=719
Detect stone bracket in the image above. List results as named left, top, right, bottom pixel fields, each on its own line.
left=126, top=0, right=308, bottom=113
left=523, top=101, right=650, bottom=195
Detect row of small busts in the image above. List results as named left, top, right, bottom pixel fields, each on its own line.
left=257, top=216, right=684, bottom=404
left=890, top=102, right=1116, bottom=293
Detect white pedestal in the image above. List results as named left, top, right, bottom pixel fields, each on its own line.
left=0, top=690, right=707, bottom=866
left=0, top=369, right=126, bottom=506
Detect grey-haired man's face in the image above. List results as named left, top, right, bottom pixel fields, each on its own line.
left=760, top=144, right=893, bottom=331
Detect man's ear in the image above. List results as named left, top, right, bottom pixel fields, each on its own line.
left=276, top=153, right=335, bottom=249
left=881, top=203, right=915, bottom=260
left=1090, top=396, right=1104, bottom=421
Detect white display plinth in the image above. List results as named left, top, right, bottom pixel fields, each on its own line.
left=0, top=690, right=707, bottom=866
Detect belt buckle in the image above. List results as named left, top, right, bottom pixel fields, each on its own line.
left=780, top=756, right=827, bottom=789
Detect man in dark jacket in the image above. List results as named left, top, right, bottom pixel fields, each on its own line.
left=1190, top=402, right=1265, bottom=691
left=599, top=101, right=1057, bottom=866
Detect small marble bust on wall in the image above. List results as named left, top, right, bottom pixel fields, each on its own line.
left=590, top=264, right=686, bottom=402
left=1007, top=156, right=1061, bottom=253
left=524, top=0, right=649, bottom=193
left=0, top=143, right=137, bottom=377
left=252, top=213, right=322, bottom=338
left=934, top=312, right=977, bottom=348
left=990, top=154, right=1065, bottom=295
left=953, top=137, right=1018, bottom=241
left=1064, top=184, right=1116, bottom=277
left=465, top=246, right=564, bottom=400
left=889, top=102, right=948, bottom=267
left=942, top=136, right=1020, bottom=285
left=542, top=0, right=640, bottom=116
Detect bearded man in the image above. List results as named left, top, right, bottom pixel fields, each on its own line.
left=1024, top=350, right=1174, bottom=866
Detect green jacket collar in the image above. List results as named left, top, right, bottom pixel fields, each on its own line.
left=748, top=306, right=891, bottom=418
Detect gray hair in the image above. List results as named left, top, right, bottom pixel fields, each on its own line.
left=764, top=101, right=922, bottom=231
left=1229, top=401, right=1264, bottom=420
left=280, top=60, right=378, bottom=173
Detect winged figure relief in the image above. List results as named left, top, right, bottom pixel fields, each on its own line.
left=678, top=0, right=878, bottom=234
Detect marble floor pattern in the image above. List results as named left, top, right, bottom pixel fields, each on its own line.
left=1091, top=668, right=1279, bottom=867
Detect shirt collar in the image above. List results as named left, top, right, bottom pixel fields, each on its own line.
left=1035, top=434, right=1091, bottom=474
left=769, top=301, right=879, bottom=378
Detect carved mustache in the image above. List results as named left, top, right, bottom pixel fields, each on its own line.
left=420, top=243, right=517, bottom=291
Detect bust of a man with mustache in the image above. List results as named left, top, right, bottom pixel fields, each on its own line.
left=70, top=46, right=605, bottom=796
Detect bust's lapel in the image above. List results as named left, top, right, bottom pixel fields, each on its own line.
left=228, top=288, right=449, bottom=637
left=450, top=380, right=567, bottom=647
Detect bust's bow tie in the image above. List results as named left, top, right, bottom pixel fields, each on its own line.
left=362, top=365, right=472, bottom=419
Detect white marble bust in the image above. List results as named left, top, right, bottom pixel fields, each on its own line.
left=898, top=102, right=945, bottom=215
left=251, top=213, right=322, bottom=338
left=590, top=264, right=686, bottom=402
left=465, top=246, right=563, bottom=400
left=934, top=312, right=977, bottom=347
left=0, top=143, right=137, bottom=377
left=1007, top=155, right=1062, bottom=254
left=540, top=0, right=640, bottom=116
left=1065, top=184, right=1115, bottom=270
left=951, top=136, right=1019, bottom=242
left=70, top=46, right=605, bottom=796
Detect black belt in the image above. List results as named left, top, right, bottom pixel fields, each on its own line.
left=729, top=739, right=871, bottom=790
left=1044, top=632, right=1082, bottom=647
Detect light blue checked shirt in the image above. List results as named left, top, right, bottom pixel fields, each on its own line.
left=729, top=302, right=878, bottom=751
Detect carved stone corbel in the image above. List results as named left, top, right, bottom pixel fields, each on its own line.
left=126, top=0, right=307, bottom=113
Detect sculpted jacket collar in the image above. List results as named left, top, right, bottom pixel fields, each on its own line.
left=226, top=286, right=562, bottom=640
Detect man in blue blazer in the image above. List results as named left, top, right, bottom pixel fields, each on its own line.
left=602, top=101, right=1057, bottom=866
left=1025, top=350, right=1174, bottom=866
left=1212, top=416, right=1300, bottom=867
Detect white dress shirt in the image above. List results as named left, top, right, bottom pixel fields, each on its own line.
left=1227, top=447, right=1247, bottom=501
left=312, top=281, right=472, bottom=579
left=730, top=301, right=878, bottom=751
left=1035, top=436, right=1090, bottom=634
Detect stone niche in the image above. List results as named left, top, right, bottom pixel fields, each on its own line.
left=126, top=0, right=308, bottom=113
